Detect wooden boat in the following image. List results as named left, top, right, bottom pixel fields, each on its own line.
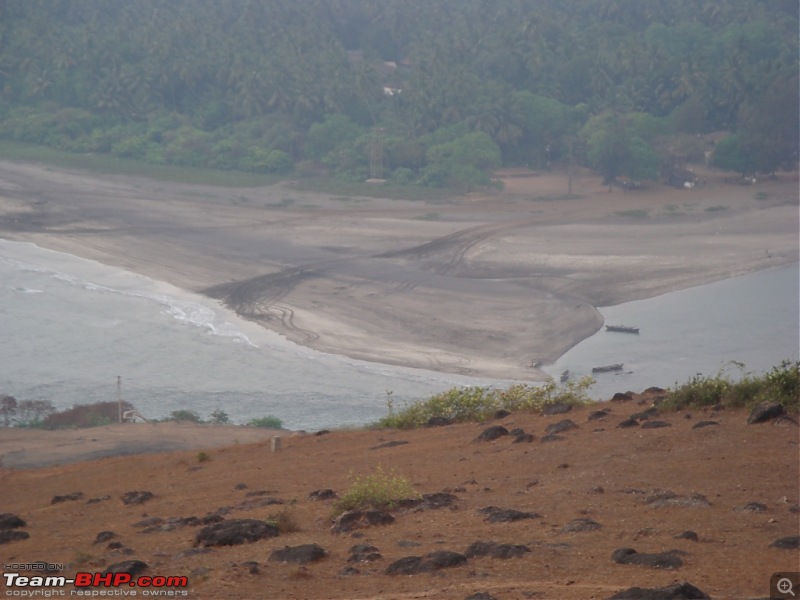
left=592, top=363, right=624, bottom=373
left=605, top=324, right=639, bottom=334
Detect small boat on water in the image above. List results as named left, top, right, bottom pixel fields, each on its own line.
left=606, top=324, right=639, bottom=334
left=560, top=370, right=570, bottom=383
left=592, top=363, right=624, bottom=373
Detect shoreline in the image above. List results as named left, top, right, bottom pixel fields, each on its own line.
left=0, top=159, right=797, bottom=381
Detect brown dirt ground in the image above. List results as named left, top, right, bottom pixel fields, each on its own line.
left=2, top=397, right=798, bottom=600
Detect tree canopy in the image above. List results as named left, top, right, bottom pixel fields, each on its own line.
left=0, top=0, right=796, bottom=186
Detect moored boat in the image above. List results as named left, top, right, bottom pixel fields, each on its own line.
left=592, top=363, right=624, bottom=373
left=605, top=324, right=639, bottom=334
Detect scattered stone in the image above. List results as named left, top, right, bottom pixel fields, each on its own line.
left=674, top=531, right=699, bottom=542
left=94, top=531, right=116, bottom=544
left=397, top=540, right=421, bottom=548
left=543, top=402, right=573, bottom=416
left=103, top=560, right=148, bottom=577
left=234, top=483, right=248, bottom=490
left=545, top=419, right=578, bottom=435
left=611, top=547, right=684, bottom=569
left=385, top=551, right=467, bottom=575
left=397, top=492, right=458, bottom=511
left=561, top=518, right=602, bottom=533
left=0, top=530, right=29, bottom=544
left=747, top=401, right=785, bottom=424
left=240, top=561, right=259, bottom=575
left=371, top=440, right=409, bottom=450
left=541, top=434, right=565, bottom=442
left=479, top=507, right=540, bottom=523
left=348, top=544, right=382, bottom=562
left=194, top=519, right=279, bottom=547
left=269, top=543, right=327, bottom=564
left=339, top=566, right=359, bottom=576
left=465, top=593, right=498, bottom=600
left=464, top=540, right=530, bottom=559
left=475, top=425, right=509, bottom=442
left=174, top=548, right=214, bottom=559
left=630, top=407, right=660, bottom=421
left=494, top=409, right=511, bottom=419
left=315, top=429, right=330, bottom=436
left=557, top=463, right=569, bottom=469
left=509, top=428, right=525, bottom=436
left=121, top=491, right=154, bottom=505
left=331, top=510, right=395, bottom=534
left=588, top=409, right=610, bottom=421
left=308, top=489, right=338, bottom=501
left=789, top=504, right=800, bottom=514
left=770, top=536, right=800, bottom=549
left=641, top=420, right=672, bottom=429
left=51, top=492, right=83, bottom=504
left=426, top=416, right=453, bottom=427
left=106, top=542, right=125, bottom=550
left=692, top=421, right=719, bottom=429
left=617, top=418, right=639, bottom=429
left=608, top=581, right=710, bottom=599
left=646, top=491, right=711, bottom=509
left=611, top=392, right=633, bottom=402
left=735, top=501, right=768, bottom=513
left=0, top=514, right=26, bottom=529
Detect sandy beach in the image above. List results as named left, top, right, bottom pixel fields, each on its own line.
left=0, top=160, right=796, bottom=380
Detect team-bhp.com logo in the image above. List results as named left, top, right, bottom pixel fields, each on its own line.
left=4, top=571, right=189, bottom=597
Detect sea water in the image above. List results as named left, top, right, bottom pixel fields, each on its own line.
left=1, top=238, right=798, bottom=429
left=546, top=263, right=799, bottom=398
left=0, top=239, right=488, bottom=430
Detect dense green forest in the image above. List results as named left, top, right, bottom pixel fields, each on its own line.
left=0, top=0, right=797, bottom=188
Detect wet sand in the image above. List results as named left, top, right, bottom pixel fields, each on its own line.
left=0, top=160, right=796, bottom=380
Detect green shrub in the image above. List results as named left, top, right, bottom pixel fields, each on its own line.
left=266, top=500, right=300, bottom=533
left=167, top=409, right=203, bottom=423
left=378, top=377, right=595, bottom=429
left=209, top=409, right=230, bottom=424
left=196, top=451, right=210, bottom=463
left=40, top=401, right=133, bottom=429
left=660, top=360, right=799, bottom=412
left=332, top=466, right=419, bottom=516
left=247, top=415, right=283, bottom=429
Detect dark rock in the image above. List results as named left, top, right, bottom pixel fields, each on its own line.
left=630, top=407, right=660, bottom=421
left=789, top=504, right=800, bottom=514
left=426, top=416, right=453, bottom=427
left=644, top=387, right=666, bottom=394
left=513, top=433, right=535, bottom=443
left=589, top=486, right=605, bottom=494
left=735, top=502, right=767, bottom=513
left=174, top=548, right=214, bottom=559
left=106, top=542, right=125, bottom=550
left=339, top=566, right=360, bottom=576
left=269, top=543, right=327, bottom=564
left=608, top=581, right=710, bottom=599
left=770, top=536, right=800, bottom=549
left=465, top=593, right=498, bottom=600
left=617, top=418, right=639, bottom=429
left=308, top=489, right=338, bottom=501
left=371, top=440, right=409, bottom=450
left=397, top=492, right=458, bottom=511
left=588, top=409, right=610, bottom=421
left=349, top=544, right=382, bottom=562
left=541, top=432, right=565, bottom=442
left=51, top=492, right=83, bottom=504
left=674, top=531, right=699, bottom=542
left=543, top=402, right=573, bottom=416
left=397, top=540, right=421, bottom=548
left=480, top=506, right=540, bottom=523
left=385, top=551, right=467, bottom=575
left=475, top=425, right=509, bottom=442
left=94, top=531, right=116, bottom=544
left=692, top=420, right=719, bottom=429
left=234, top=483, right=248, bottom=490
left=747, top=401, right=785, bottom=424
left=121, top=491, right=154, bottom=505
left=646, top=492, right=711, bottom=509
left=545, top=419, right=578, bottom=435
left=331, top=510, right=395, bottom=534
left=132, top=517, right=163, bottom=528
left=315, top=429, right=330, bottom=436
left=464, top=540, right=529, bottom=559
left=611, top=392, right=633, bottom=402
left=103, top=560, right=148, bottom=577
left=494, top=409, right=511, bottom=419
left=641, top=420, right=672, bottom=429
left=561, top=518, right=602, bottom=533
left=194, top=519, right=279, bottom=547
left=0, top=530, right=29, bottom=544
left=509, top=428, right=525, bottom=436
left=86, top=495, right=111, bottom=504
left=239, top=561, right=259, bottom=575
left=611, top=547, right=684, bottom=569
left=0, top=513, right=26, bottom=529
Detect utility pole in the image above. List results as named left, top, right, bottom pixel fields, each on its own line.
left=117, top=376, right=122, bottom=423
left=369, top=127, right=385, bottom=181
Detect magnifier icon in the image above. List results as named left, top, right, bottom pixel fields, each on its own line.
left=778, top=578, right=796, bottom=597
